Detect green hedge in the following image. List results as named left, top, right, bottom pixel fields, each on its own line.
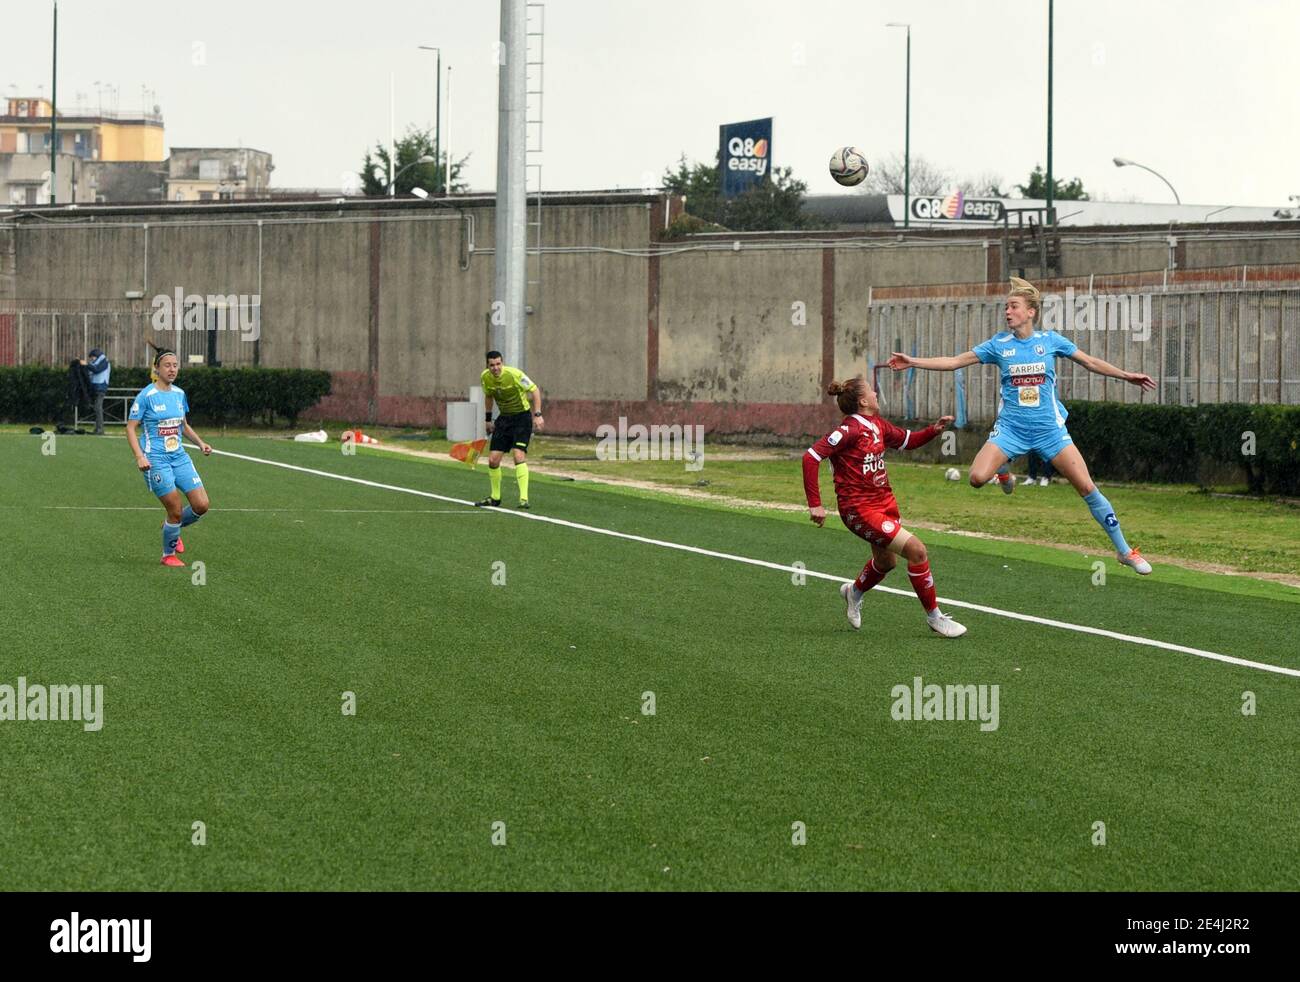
left=0, top=366, right=332, bottom=427
left=1063, top=401, right=1300, bottom=495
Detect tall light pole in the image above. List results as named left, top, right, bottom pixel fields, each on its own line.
left=1113, top=157, right=1181, bottom=204
left=388, top=73, right=395, bottom=197
left=1046, top=0, right=1054, bottom=223
left=418, top=46, right=442, bottom=194
left=496, top=0, right=528, bottom=367
left=886, top=22, right=910, bottom=228
left=445, top=64, right=453, bottom=193
left=50, top=0, right=58, bottom=204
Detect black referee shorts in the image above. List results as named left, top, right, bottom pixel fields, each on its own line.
left=490, top=410, right=534, bottom=454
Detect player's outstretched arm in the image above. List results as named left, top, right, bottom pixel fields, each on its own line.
left=1069, top=350, right=1156, bottom=390
left=888, top=350, right=980, bottom=373
left=884, top=415, right=955, bottom=451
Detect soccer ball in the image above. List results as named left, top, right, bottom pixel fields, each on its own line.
left=945, top=467, right=961, bottom=482
left=829, top=147, right=869, bottom=187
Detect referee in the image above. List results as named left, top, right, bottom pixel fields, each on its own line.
left=476, top=350, right=544, bottom=510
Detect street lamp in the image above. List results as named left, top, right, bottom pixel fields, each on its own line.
left=1113, top=157, right=1181, bottom=204
left=418, top=45, right=443, bottom=194
left=886, top=22, right=910, bottom=228
left=383, top=155, right=435, bottom=195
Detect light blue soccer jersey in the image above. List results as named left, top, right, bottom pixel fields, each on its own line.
left=129, top=384, right=191, bottom=457
left=972, top=330, right=1078, bottom=429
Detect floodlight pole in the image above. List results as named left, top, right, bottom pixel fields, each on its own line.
left=419, top=46, right=442, bottom=193
left=1047, top=0, right=1054, bottom=224
left=50, top=1, right=58, bottom=204
left=887, top=23, right=910, bottom=228
left=388, top=73, right=395, bottom=197
left=446, top=65, right=452, bottom=193
left=904, top=27, right=910, bottom=229
left=495, top=0, right=528, bottom=368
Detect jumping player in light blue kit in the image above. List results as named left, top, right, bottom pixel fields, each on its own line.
left=124, top=348, right=213, bottom=567
left=888, top=277, right=1156, bottom=575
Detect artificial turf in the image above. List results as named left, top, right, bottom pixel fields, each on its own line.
left=1, top=431, right=1297, bottom=890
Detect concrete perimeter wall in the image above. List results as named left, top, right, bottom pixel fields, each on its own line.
left=5, top=195, right=1300, bottom=437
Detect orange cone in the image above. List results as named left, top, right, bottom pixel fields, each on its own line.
left=341, top=429, right=380, bottom=445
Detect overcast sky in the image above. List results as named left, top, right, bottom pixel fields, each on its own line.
left=6, top=0, right=1298, bottom=206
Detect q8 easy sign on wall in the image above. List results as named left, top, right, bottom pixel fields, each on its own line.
left=719, top=117, right=773, bottom=198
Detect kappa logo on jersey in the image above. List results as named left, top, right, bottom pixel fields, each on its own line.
left=1002, top=349, right=1016, bottom=357
left=152, top=402, right=167, bottom=412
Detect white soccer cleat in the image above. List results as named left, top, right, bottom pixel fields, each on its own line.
left=840, top=581, right=863, bottom=630
left=1118, top=548, right=1153, bottom=575
left=1038, top=477, right=1049, bottom=487
left=927, top=610, right=967, bottom=638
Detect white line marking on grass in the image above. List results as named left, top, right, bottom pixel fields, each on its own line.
left=199, top=445, right=1300, bottom=679
left=31, top=506, right=481, bottom=514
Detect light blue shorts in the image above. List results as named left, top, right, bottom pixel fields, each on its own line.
left=143, top=453, right=203, bottom=498
left=987, top=419, right=1074, bottom=462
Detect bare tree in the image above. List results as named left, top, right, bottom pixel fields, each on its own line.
left=956, top=171, right=1007, bottom=197
left=859, top=153, right=952, bottom=196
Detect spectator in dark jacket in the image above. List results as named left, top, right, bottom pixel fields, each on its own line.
left=83, top=348, right=111, bottom=434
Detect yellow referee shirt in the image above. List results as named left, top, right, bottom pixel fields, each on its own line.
left=481, top=366, right=537, bottom=415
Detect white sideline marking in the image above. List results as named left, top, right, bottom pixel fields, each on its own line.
left=198, top=445, right=1300, bottom=679
left=33, top=506, right=479, bottom=514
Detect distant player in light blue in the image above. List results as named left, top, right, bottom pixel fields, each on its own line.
left=124, top=348, right=213, bottom=567
left=888, top=277, right=1156, bottom=575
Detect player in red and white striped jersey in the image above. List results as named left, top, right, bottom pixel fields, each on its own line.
left=802, top=375, right=967, bottom=638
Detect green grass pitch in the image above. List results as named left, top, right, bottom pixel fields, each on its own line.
left=2, top=431, right=1298, bottom=890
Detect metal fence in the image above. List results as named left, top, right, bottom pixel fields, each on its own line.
left=0, top=299, right=260, bottom=371
left=867, top=288, right=1300, bottom=422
